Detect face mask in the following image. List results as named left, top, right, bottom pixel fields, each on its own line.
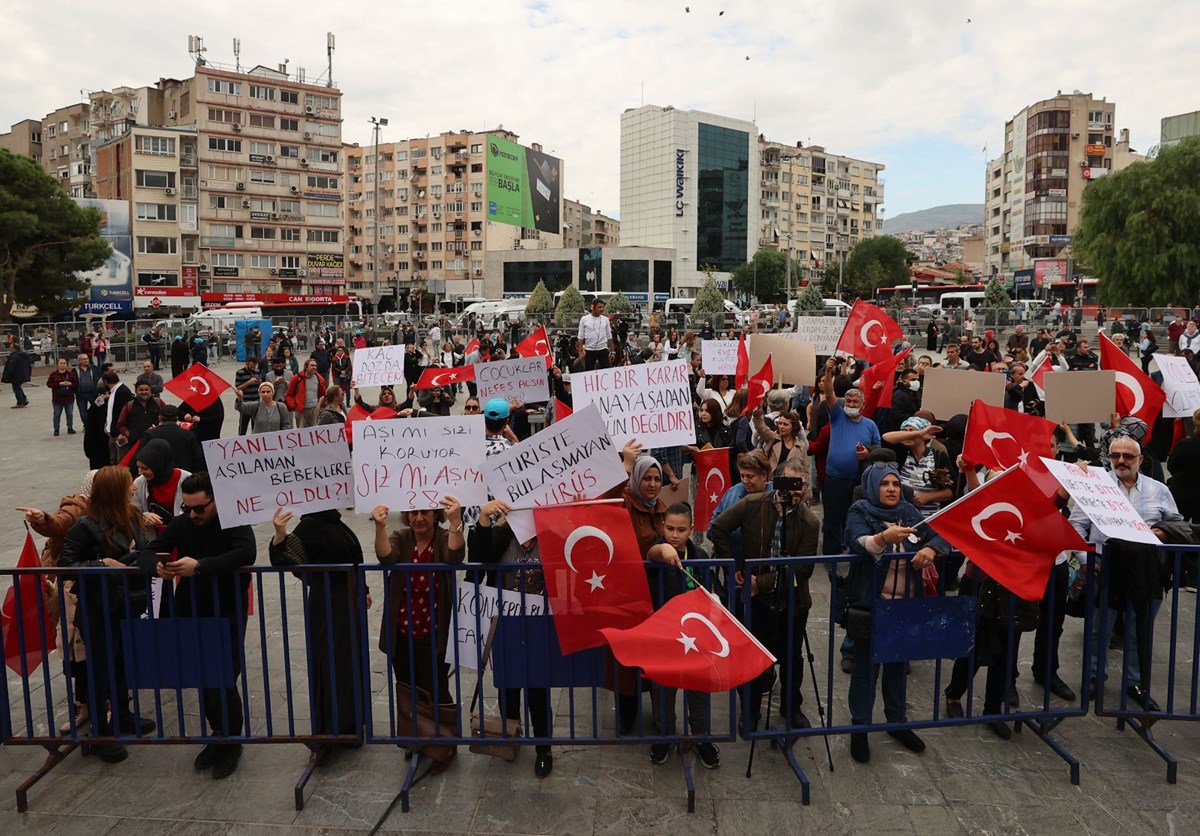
left=908, top=380, right=921, bottom=391
left=844, top=406, right=861, bottom=419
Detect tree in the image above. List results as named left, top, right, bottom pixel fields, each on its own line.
left=843, top=236, right=912, bottom=298
left=0, top=150, right=111, bottom=320
left=885, top=289, right=907, bottom=318
left=691, top=277, right=726, bottom=320
left=605, top=292, right=634, bottom=315
left=554, top=284, right=585, bottom=329
left=1074, top=137, right=1200, bottom=307
left=985, top=277, right=1013, bottom=326
left=953, top=268, right=971, bottom=286
left=730, top=248, right=799, bottom=303
left=525, top=279, right=554, bottom=315
left=793, top=281, right=825, bottom=314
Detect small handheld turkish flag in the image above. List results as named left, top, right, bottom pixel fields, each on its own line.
left=735, top=334, right=750, bottom=390
left=1027, top=351, right=1055, bottom=397
left=464, top=337, right=480, bottom=355
left=554, top=398, right=573, bottom=420
left=164, top=363, right=230, bottom=412
left=515, top=325, right=553, bottom=369
left=534, top=502, right=655, bottom=655
left=601, top=588, right=775, bottom=692
left=1099, top=332, right=1165, bottom=437
left=925, top=465, right=1088, bottom=600
left=859, top=346, right=911, bottom=411
left=2, top=532, right=57, bottom=675
left=741, top=356, right=774, bottom=416
left=837, top=301, right=904, bottom=364
left=962, top=400, right=1056, bottom=472
left=413, top=364, right=476, bottom=390
left=693, top=447, right=731, bottom=532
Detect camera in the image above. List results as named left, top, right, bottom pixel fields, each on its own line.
left=774, top=476, right=807, bottom=504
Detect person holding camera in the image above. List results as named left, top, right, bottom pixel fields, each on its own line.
left=418, top=364, right=457, bottom=416
left=709, top=458, right=820, bottom=733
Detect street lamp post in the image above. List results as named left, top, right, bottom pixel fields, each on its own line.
left=369, top=116, right=388, bottom=313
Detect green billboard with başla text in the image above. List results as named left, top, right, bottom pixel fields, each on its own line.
left=487, top=136, right=561, bottom=236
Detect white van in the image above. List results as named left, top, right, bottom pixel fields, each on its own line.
left=187, top=305, right=264, bottom=332
left=938, top=292, right=986, bottom=313
left=663, top=297, right=747, bottom=326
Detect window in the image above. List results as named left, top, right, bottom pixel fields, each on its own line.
left=251, top=255, right=277, bottom=268
left=209, top=195, right=231, bottom=210
left=307, top=229, right=340, bottom=243
left=207, top=165, right=239, bottom=182
left=248, top=113, right=275, bottom=129
left=135, top=135, right=175, bottom=155
left=305, top=122, right=338, bottom=137
left=306, top=175, right=339, bottom=190
left=279, top=199, right=300, bottom=214
left=304, top=94, right=339, bottom=111
left=249, top=85, right=275, bottom=101
left=278, top=144, right=299, bottom=158
left=211, top=252, right=243, bottom=268
left=431, top=242, right=442, bottom=252
left=209, top=224, right=238, bottom=238
left=138, top=271, right=178, bottom=288
left=280, top=118, right=299, bottom=132
left=307, top=202, right=340, bottom=217
left=207, top=79, right=241, bottom=95
left=250, top=227, right=277, bottom=240
left=431, top=165, right=443, bottom=175
left=307, top=148, right=339, bottom=164
left=471, top=201, right=482, bottom=212
left=470, top=143, right=482, bottom=154
left=135, top=170, right=175, bottom=189
left=250, top=198, right=275, bottom=212
left=207, top=108, right=241, bottom=124
left=46, top=125, right=56, bottom=138
left=471, top=241, right=482, bottom=251
left=249, top=169, right=276, bottom=184
left=208, top=137, right=242, bottom=153
left=279, top=89, right=299, bottom=105
left=280, top=173, right=300, bottom=187
left=136, top=203, right=176, bottom=221
left=281, top=228, right=302, bottom=241
left=395, top=150, right=408, bottom=161
left=431, top=261, right=442, bottom=270
left=249, top=141, right=274, bottom=156
left=137, top=236, right=178, bottom=255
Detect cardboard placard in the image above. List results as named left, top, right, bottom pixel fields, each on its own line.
left=914, top=367, right=1006, bottom=421
left=351, top=416, right=488, bottom=512
left=572, top=359, right=696, bottom=448
left=1154, top=353, right=1200, bottom=418
left=475, top=355, right=550, bottom=404
left=447, top=578, right=548, bottom=671
left=660, top=476, right=691, bottom=508
left=701, top=340, right=739, bottom=375
left=1043, top=370, right=1116, bottom=423
left=351, top=344, right=408, bottom=388
left=202, top=425, right=353, bottom=527
left=748, top=334, right=817, bottom=386
left=790, top=316, right=846, bottom=356
left=1040, top=457, right=1159, bottom=546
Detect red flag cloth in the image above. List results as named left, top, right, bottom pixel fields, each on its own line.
left=962, top=400, right=1056, bottom=472
left=2, top=532, right=57, bottom=675
left=860, top=347, right=912, bottom=413
left=926, top=466, right=1089, bottom=600
left=692, top=447, right=732, bottom=532
left=345, top=403, right=398, bottom=437
left=837, top=301, right=905, bottom=364
left=515, top=326, right=553, bottom=369
left=464, top=338, right=480, bottom=355
left=554, top=398, right=573, bottom=420
left=119, top=437, right=143, bottom=468
left=601, top=588, right=775, bottom=692
left=1028, top=351, right=1055, bottom=397
left=1099, top=332, right=1165, bottom=437
left=412, top=364, right=476, bottom=390
left=533, top=502, right=655, bottom=655
left=163, top=363, right=231, bottom=412
left=735, top=334, right=750, bottom=390
left=741, top=356, right=774, bottom=416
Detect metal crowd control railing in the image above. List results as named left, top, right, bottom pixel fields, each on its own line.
left=1, top=551, right=1101, bottom=818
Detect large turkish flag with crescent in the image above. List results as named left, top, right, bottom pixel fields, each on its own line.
left=692, top=447, right=731, bottom=532
left=163, top=363, right=230, bottom=411
left=1099, top=332, right=1165, bottom=438
left=2, top=532, right=57, bottom=675
left=515, top=325, right=553, bottom=369
left=836, top=301, right=905, bottom=364
left=925, top=465, right=1088, bottom=600
left=741, top=356, right=774, bottom=416
left=962, top=400, right=1056, bottom=472
left=534, top=502, right=655, bottom=655
left=412, top=364, right=476, bottom=391
left=601, top=588, right=775, bottom=692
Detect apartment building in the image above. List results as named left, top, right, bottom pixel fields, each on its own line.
left=592, top=210, right=619, bottom=247
left=343, top=129, right=563, bottom=308
left=562, top=199, right=620, bottom=249
left=758, top=137, right=885, bottom=284
left=0, top=119, right=44, bottom=163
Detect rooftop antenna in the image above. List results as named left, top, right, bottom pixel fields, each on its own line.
left=187, top=34, right=207, bottom=67
left=326, top=32, right=335, bottom=88
left=233, top=38, right=241, bottom=73
left=297, top=66, right=305, bottom=84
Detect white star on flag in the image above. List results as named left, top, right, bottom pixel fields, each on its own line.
left=677, top=632, right=698, bottom=654
left=1004, top=530, right=1022, bottom=543
left=1017, top=450, right=1029, bottom=467
left=709, top=492, right=719, bottom=503
left=585, top=570, right=606, bottom=592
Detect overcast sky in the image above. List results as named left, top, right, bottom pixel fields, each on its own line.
left=4, top=0, right=1195, bottom=219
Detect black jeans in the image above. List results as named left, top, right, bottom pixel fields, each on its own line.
left=584, top=349, right=609, bottom=371
left=1033, top=562, right=1070, bottom=679
left=502, top=687, right=551, bottom=755
left=946, top=576, right=1014, bottom=715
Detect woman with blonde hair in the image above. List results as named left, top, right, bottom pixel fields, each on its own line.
left=317, top=384, right=347, bottom=425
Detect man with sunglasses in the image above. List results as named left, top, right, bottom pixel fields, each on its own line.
left=138, top=471, right=256, bottom=779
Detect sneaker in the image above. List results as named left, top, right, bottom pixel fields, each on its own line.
left=696, top=742, right=720, bottom=769
left=53, top=431, right=59, bottom=437
left=212, top=744, right=243, bottom=779
left=194, top=743, right=220, bottom=771
left=649, top=743, right=671, bottom=765
left=849, top=732, right=870, bottom=763
left=887, top=729, right=926, bottom=754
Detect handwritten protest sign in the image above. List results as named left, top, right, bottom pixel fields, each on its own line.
left=475, top=355, right=550, bottom=404
left=447, top=578, right=548, bottom=670
left=572, top=359, right=695, bottom=448
left=1039, top=457, right=1159, bottom=546
left=749, top=334, right=817, bottom=386
left=790, top=316, right=846, bottom=355
left=203, top=425, right=353, bottom=527
left=701, top=340, right=739, bottom=375
left=483, top=404, right=627, bottom=542
left=351, top=345, right=408, bottom=388
left=351, top=416, right=488, bottom=512
left=1154, top=353, right=1200, bottom=418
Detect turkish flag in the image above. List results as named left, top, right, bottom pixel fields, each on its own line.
left=464, top=338, right=480, bottom=355
left=860, top=347, right=912, bottom=412
left=601, top=588, right=775, bottom=692
left=412, top=364, right=476, bottom=390
left=692, top=447, right=732, bottom=532
left=164, top=363, right=230, bottom=412
left=1099, top=332, right=1165, bottom=437
left=1027, top=351, right=1055, bottom=397
left=533, top=502, right=655, bottom=655
left=735, top=334, right=750, bottom=390
left=554, top=398, right=573, bottom=420
left=2, top=532, right=57, bottom=675
left=515, top=325, right=553, bottom=369
left=345, top=403, right=397, bottom=437
left=962, top=400, right=1056, bottom=472
left=926, top=465, right=1089, bottom=600
left=837, top=301, right=904, bottom=364
left=741, top=356, right=774, bottom=416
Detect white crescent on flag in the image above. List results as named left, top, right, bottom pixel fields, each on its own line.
left=189, top=376, right=211, bottom=396
left=428, top=370, right=455, bottom=387
left=970, top=502, right=1025, bottom=543
left=704, top=467, right=726, bottom=504
left=680, top=612, right=731, bottom=657
left=1114, top=371, right=1145, bottom=415
left=563, top=526, right=615, bottom=591
left=860, top=319, right=884, bottom=348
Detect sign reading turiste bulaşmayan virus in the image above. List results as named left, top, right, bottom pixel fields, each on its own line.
left=486, top=135, right=561, bottom=235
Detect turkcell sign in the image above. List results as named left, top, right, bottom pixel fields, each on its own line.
left=674, top=148, right=686, bottom=217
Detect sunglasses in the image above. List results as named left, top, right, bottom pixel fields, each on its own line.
left=1109, top=452, right=1140, bottom=461
left=464, top=404, right=481, bottom=412
left=180, top=500, right=213, bottom=515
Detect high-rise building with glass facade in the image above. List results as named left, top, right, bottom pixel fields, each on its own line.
left=620, top=105, right=758, bottom=296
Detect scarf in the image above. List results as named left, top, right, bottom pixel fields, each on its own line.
left=628, top=456, right=662, bottom=511
left=135, top=439, right=174, bottom=486
left=851, top=462, right=907, bottom=524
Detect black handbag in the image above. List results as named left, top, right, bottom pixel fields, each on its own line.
left=845, top=605, right=872, bottom=641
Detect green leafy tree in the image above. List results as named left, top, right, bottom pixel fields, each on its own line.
left=985, top=277, right=1013, bottom=326
left=793, top=281, right=825, bottom=313
left=691, top=277, right=726, bottom=324
left=1074, top=137, right=1200, bottom=307
left=844, top=236, right=912, bottom=298
left=886, top=289, right=907, bottom=318
left=731, top=248, right=798, bottom=303
left=954, top=267, right=971, bottom=286
left=554, top=284, right=586, bottom=329
left=0, top=150, right=110, bottom=320
left=525, top=279, right=554, bottom=315
left=605, top=292, right=634, bottom=315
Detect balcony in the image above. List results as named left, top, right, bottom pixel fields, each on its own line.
left=180, top=153, right=197, bottom=168
left=182, top=185, right=198, bottom=199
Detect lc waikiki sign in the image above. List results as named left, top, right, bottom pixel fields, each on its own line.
left=674, top=148, right=687, bottom=217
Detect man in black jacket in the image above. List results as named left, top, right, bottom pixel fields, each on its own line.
left=2, top=344, right=32, bottom=407
left=139, top=472, right=256, bottom=779
left=138, top=405, right=206, bottom=473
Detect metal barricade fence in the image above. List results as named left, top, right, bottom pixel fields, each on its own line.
left=1092, top=543, right=1200, bottom=783
left=2, top=553, right=1099, bottom=818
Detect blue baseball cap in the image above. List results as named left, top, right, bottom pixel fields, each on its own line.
left=484, top=398, right=510, bottom=420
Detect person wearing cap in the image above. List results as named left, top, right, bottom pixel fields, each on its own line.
left=234, top=357, right=263, bottom=436
left=483, top=398, right=518, bottom=457
left=881, top=416, right=954, bottom=517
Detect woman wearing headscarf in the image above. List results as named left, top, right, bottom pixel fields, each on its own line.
left=59, top=466, right=156, bottom=762
left=269, top=506, right=365, bottom=750
left=352, top=383, right=415, bottom=418
left=133, top=440, right=191, bottom=529
left=16, top=470, right=95, bottom=733
left=843, top=463, right=949, bottom=764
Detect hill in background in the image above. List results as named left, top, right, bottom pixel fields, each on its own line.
left=883, top=203, right=984, bottom=234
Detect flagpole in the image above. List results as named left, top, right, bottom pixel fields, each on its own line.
left=505, top=497, right=625, bottom=513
